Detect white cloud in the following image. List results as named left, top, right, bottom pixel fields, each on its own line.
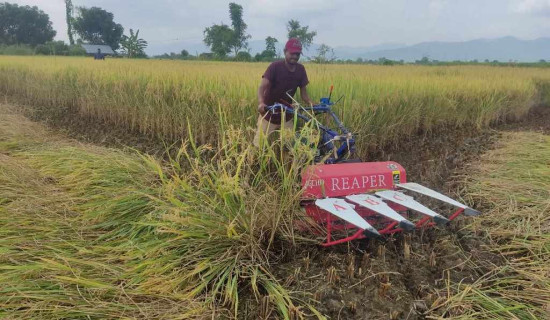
left=428, top=0, right=449, bottom=15
left=248, top=0, right=338, bottom=17
left=512, top=0, right=550, bottom=14
left=3, top=0, right=549, bottom=55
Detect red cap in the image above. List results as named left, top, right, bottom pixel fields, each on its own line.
left=285, top=38, right=302, bottom=53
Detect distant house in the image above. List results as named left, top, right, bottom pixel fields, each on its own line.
left=81, top=44, right=115, bottom=56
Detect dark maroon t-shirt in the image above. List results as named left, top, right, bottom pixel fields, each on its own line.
left=262, top=60, right=309, bottom=124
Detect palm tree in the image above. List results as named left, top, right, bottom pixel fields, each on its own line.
left=120, top=29, right=148, bottom=58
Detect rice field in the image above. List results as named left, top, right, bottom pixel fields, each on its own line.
left=1, top=56, right=549, bottom=319
left=1, top=56, right=549, bottom=156
left=0, top=103, right=313, bottom=319
left=431, top=131, right=550, bottom=319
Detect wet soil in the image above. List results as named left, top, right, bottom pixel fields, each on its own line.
left=269, top=105, right=550, bottom=319
left=267, top=127, right=503, bottom=319
left=500, top=104, right=550, bottom=134
left=9, top=98, right=549, bottom=319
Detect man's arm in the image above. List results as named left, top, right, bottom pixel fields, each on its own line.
left=300, top=85, right=314, bottom=106
left=257, top=77, right=270, bottom=115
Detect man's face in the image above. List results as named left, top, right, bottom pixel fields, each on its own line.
left=284, top=49, right=301, bottom=65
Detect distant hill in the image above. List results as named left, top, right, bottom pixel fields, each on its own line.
left=148, top=40, right=407, bottom=59
left=358, top=37, right=550, bottom=62
left=148, top=37, right=550, bottom=62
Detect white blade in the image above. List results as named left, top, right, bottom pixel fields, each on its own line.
left=346, top=194, right=415, bottom=231
left=396, top=183, right=481, bottom=216
left=315, top=198, right=379, bottom=234
left=346, top=194, right=405, bottom=222
left=396, top=183, right=465, bottom=208
left=375, top=190, right=450, bottom=225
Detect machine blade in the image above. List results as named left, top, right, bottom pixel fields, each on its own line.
left=315, top=198, right=381, bottom=236
left=396, top=182, right=481, bottom=216
left=346, top=194, right=415, bottom=231
left=375, top=190, right=450, bottom=226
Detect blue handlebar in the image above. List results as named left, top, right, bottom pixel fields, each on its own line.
left=265, top=103, right=332, bottom=115
left=263, top=101, right=355, bottom=164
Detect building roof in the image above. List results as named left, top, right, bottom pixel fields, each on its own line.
left=81, top=44, right=115, bottom=55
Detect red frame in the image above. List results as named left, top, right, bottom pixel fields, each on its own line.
left=311, top=206, right=465, bottom=247
left=300, top=161, right=465, bottom=247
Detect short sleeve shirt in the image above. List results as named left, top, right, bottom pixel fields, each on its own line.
left=262, top=60, right=309, bottom=123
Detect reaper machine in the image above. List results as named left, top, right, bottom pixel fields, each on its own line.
left=266, top=87, right=480, bottom=247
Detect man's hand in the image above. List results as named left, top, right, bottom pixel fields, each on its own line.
left=258, top=78, right=270, bottom=115
left=300, top=86, right=314, bottom=108
left=258, top=103, right=268, bottom=115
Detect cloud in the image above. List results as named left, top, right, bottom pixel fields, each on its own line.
left=428, top=0, right=449, bottom=15
left=4, top=0, right=549, bottom=55
left=512, top=0, right=550, bottom=15
left=248, top=0, right=339, bottom=17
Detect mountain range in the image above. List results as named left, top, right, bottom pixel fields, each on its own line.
left=149, top=36, right=550, bottom=62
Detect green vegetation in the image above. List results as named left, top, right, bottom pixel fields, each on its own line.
left=120, top=29, right=148, bottom=58
left=0, top=2, right=56, bottom=46
left=73, top=6, right=124, bottom=50
left=64, top=0, right=75, bottom=45
left=287, top=19, right=316, bottom=51
left=0, top=44, right=34, bottom=55
left=203, top=2, right=251, bottom=58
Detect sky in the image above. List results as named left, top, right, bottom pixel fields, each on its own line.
left=8, top=0, right=550, bottom=54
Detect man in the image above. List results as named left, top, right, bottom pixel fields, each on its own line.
left=94, top=48, right=105, bottom=60
left=254, top=38, right=313, bottom=146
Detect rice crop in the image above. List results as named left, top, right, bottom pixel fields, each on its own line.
left=1, top=56, right=549, bottom=158
left=0, top=104, right=322, bottom=319
left=2, top=56, right=549, bottom=319
left=429, top=132, right=550, bottom=319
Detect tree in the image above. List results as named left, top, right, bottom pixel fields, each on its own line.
left=235, top=51, right=251, bottom=61
left=204, top=3, right=250, bottom=58
left=120, top=29, right=147, bottom=58
left=228, top=3, right=250, bottom=56
left=73, top=7, right=124, bottom=50
left=286, top=19, right=316, bottom=50
left=378, top=57, right=395, bottom=65
left=416, top=56, right=431, bottom=65
left=35, top=41, right=69, bottom=55
left=34, top=44, right=52, bottom=55
left=68, top=45, right=86, bottom=56
left=261, top=36, right=278, bottom=60
left=199, top=52, right=214, bottom=60
left=0, top=3, right=56, bottom=46
left=311, top=44, right=336, bottom=64
left=65, top=0, right=75, bottom=45
left=181, top=49, right=189, bottom=58
left=203, top=24, right=233, bottom=58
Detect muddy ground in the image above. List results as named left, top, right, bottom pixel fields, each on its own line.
left=9, top=98, right=550, bottom=319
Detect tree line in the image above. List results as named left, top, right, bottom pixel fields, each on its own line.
left=2, top=1, right=548, bottom=66
left=0, top=1, right=325, bottom=62
left=0, top=1, right=368, bottom=63
left=198, top=3, right=318, bottom=62
left=0, top=2, right=147, bottom=57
